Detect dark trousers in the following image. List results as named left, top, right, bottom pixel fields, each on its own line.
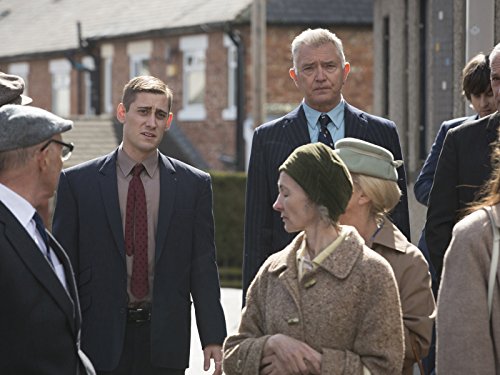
left=99, top=321, right=185, bottom=375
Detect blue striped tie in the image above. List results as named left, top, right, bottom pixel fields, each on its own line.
left=318, top=113, right=334, bottom=148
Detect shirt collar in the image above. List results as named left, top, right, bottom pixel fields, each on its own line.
left=303, top=97, right=345, bottom=131
left=117, top=145, right=159, bottom=178
left=0, top=183, right=36, bottom=229
left=295, top=227, right=349, bottom=271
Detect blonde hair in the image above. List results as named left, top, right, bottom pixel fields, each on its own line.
left=352, top=173, right=402, bottom=223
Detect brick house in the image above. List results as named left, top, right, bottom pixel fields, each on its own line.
left=373, top=0, right=500, bottom=179
left=0, top=0, right=374, bottom=171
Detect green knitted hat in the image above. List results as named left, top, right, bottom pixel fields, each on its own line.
left=279, top=143, right=353, bottom=221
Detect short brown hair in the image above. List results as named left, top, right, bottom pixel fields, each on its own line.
left=121, top=75, right=173, bottom=112
left=462, top=53, right=491, bottom=100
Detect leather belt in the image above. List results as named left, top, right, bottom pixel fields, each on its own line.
left=127, top=306, right=151, bottom=323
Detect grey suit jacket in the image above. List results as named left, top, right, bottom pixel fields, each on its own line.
left=0, top=202, right=93, bottom=374
left=53, top=149, right=227, bottom=371
left=242, top=103, right=409, bottom=297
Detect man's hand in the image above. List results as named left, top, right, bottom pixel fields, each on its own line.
left=260, top=334, right=321, bottom=374
left=203, top=344, right=223, bottom=375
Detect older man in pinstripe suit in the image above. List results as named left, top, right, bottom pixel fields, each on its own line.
left=242, top=28, right=410, bottom=300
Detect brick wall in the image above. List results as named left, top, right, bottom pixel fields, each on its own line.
left=263, top=25, right=374, bottom=115
left=0, top=24, right=373, bottom=171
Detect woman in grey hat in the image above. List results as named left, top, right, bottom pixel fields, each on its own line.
left=336, top=138, right=436, bottom=375
left=223, top=142, right=403, bottom=374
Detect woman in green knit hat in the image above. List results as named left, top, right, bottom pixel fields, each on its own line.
left=336, top=138, right=436, bottom=375
left=223, top=142, right=404, bottom=375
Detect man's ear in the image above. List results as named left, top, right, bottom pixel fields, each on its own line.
left=116, top=103, right=126, bottom=123
left=289, top=68, right=299, bottom=86
left=342, top=62, right=351, bottom=83
left=164, top=113, right=173, bottom=132
left=36, top=147, right=49, bottom=171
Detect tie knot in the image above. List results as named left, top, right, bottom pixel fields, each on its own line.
left=132, top=164, right=145, bottom=177
left=319, top=114, right=331, bottom=128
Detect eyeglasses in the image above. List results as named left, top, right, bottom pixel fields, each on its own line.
left=40, top=139, right=74, bottom=161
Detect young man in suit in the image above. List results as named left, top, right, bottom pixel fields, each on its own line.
left=414, top=53, right=494, bottom=282
left=413, top=53, right=495, bottom=375
left=53, top=76, right=226, bottom=375
left=0, top=105, right=94, bottom=374
left=243, top=28, right=409, bottom=299
left=426, top=43, right=500, bottom=284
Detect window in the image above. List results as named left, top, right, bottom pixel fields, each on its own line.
left=127, top=41, right=152, bottom=78
left=49, top=59, right=71, bottom=117
left=223, top=35, right=237, bottom=120
left=8, top=62, right=29, bottom=95
left=82, top=56, right=95, bottom=115
left=130, top=55, right=150, bottom=78
left=101, top=44, right=114, bottom=114
left=184, top=51, right=205, bottom=106
left=178, top=34, right=208, bottom=121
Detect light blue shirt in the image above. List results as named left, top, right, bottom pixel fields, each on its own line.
left=303, top=98, right=346, bottom=144
left=0, top=183, right=68, bottom=290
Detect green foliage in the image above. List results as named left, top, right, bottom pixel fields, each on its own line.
left=210, top=171, right=246, bottom=288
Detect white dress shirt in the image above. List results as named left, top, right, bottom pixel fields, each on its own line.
left=0, top=183, right=68, bottom=290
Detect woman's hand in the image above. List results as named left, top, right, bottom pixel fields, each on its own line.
left=259, top=334, right=321, bottom=375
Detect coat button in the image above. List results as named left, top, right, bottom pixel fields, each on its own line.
left=304, top=278, right=317, bottom=288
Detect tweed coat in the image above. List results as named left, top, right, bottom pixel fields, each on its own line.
left=437, top=204, right=500, bottom=374
left=371, top=219, right=436, bottom=375
left=224, top=227, right=404, bottom=375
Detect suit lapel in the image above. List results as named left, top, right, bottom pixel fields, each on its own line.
left=282, top=105, right=310, bottom=150
left=98, top=150, right=126, bottom=260
left=48, top=232, right=81, bottom=333
left=344, top=102, right=367, bottom=139
left=1, top=203, right=77, bottom=335
left=155, top=154, right=177, bottom=262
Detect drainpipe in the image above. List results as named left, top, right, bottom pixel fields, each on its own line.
left=226, top=29, right=246, bottom=171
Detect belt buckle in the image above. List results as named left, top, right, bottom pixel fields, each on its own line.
left=128, top=307, right=151, bottom=323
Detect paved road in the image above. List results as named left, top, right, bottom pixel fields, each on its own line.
left=187, top=288, right=242, bottom=375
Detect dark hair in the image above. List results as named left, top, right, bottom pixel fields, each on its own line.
left=462, top=53, right=491, bottom=100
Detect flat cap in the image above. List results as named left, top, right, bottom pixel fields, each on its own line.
left=334, top=138, right=403, bottom=182
left=0, top=104, right=73, bottom=152
left=0, top=72, right=33, bottom=106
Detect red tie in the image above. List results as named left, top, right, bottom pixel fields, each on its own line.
left=125, top=164, right=148, bottom=299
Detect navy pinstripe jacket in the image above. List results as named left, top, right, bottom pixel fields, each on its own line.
left=242, top=103, right=410, bottom=298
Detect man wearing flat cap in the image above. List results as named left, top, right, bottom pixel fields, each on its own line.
left=0, top=104, right=95, bottom=374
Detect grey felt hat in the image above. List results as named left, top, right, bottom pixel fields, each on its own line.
left=0, top=104, right=73, bottom=152
left=0, top=72, right=33, bottom=106
left=334, top=138, right=403, bottom=182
